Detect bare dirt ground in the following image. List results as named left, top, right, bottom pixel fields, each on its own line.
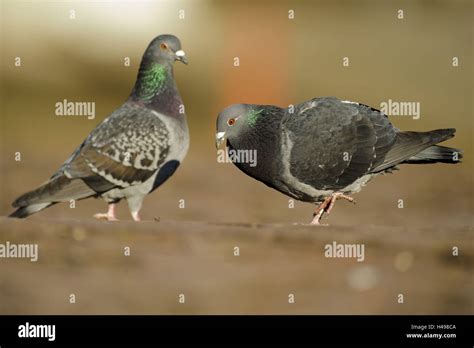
left=0, top=217, right=472, bottom=315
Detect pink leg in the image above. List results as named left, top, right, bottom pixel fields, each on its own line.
left=310, top=192, right=355, bottom=225
left=326, top=192, right=354, bottom=214
left=94, top=203, right=119, bottom=221
left=131, top=211, right=141, bottom=222
left=310, top=196, right=332, bottom=225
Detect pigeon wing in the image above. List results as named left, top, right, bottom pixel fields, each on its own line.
left=283, top=97, right=397, bottom=190
left=63, top=105, right=170, bottom=191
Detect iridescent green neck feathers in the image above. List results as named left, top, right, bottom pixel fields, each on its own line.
left=135, top=63, right=168, bottom=102
left=246, top=109, right=264, bottom=127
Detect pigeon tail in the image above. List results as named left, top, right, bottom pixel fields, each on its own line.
left=372, top=128, right=460, bottom=172
left=9, top=203, right=54, bottom=219
left=403, top=128, right=462, bottom=164
left=406, top=145, right=463, bottom=164
left=10, top=174, right=96, bottom=218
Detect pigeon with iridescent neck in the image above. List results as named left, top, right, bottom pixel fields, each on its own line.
left=10, top=34, right=189, bottom=221
left=216, top=98, right=462, bottom=225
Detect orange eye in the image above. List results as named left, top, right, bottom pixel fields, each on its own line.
left=160, top=43, right=168, bottom=50
left=227, top=118, right=236, bottom=126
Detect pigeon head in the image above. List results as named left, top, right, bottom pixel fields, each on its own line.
left=216, top=104, right=263, bottom=148
left=144, top=34, right=188, bottom=65
left=131, top=34, right=187, bottom=104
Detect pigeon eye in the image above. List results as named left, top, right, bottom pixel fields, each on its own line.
left=160, top=43, right=168, bottom=50
left=227, top=118, right=236, bottom=126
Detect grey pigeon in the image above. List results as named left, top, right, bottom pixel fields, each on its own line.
left=10, top=34, right=189, bottom=221
left=215, top=97, right=462, bottom=224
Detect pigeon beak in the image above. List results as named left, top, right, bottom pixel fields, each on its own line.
left=215, top=131, right=226, bottom=149
left=175, top=50, right=188, bottom=65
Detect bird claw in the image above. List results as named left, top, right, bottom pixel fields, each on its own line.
left=310, top=192, right=354, bottom=224
left=131, top=211, right=141, bottom=222
left=94, top=203, right=119, bottom=221
left=333, top=192, right=355, bottom=203
left=93, top=213, right=118, bottom=222
left=295, top=222, right=329, bottom=227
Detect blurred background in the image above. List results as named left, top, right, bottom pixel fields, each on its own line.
left=0, top=0, right=472, bottom=314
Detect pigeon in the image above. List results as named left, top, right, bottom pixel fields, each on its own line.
left=215, top=97, right=462, bottom=224
left=10, top=34, right=189, bottom=221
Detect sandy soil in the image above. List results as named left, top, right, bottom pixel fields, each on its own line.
left=0, top=217, right=472, bottom=314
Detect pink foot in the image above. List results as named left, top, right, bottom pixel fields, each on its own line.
left=131, top=211, right=141, bottom=222
left=310, top=192, right=355, bottom=225
left=94, top=204, right=118, bottom=221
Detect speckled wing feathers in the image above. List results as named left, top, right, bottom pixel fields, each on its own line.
left=64, top=104, right=170, bottom=189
